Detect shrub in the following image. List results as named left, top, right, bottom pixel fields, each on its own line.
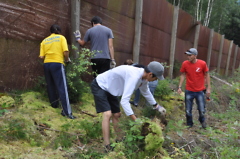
left=66, top=46, right=95, bottom=103
left=154, top=79, right=173, bottom=99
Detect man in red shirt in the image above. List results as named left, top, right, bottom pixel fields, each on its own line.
left=177, top=48, right=211, bottom=128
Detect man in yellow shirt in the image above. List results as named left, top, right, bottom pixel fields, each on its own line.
left=39, top=24, right=75, bottom=119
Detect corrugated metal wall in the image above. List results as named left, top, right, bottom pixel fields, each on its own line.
left=0, top=0, right=239, bottom=91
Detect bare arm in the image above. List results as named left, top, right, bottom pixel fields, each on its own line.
left=205, top=72, right=211, bottom=97
left=129, top=114, right=137, bottom=121
left=77, top=39, right=86, bottom=46
left=39, top=56, right=45, bottom=60
left=108, top=38, right=114, bottom=60
left=177, top=72, right=186, bottom=94
left=64, top=51, right=70, bottom=62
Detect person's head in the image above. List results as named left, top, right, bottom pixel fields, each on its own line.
left=124, top=59, right=134, bottom=65
left=50, top=24, right=61, bottom=34
left=146, top=61, right=164, bottom=81
left=185, top=48, right=198, bottom=63
left=91, top=16, right=102, bottom=26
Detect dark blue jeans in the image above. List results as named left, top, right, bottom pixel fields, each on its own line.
left=185, top=90, right=206, bottom=126
left=133, top=80, right=158, bottom=105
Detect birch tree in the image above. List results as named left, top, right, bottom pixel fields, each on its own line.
left=195, top=0, right=202, bottom=21
left=203, top=0, right=214, bottom=26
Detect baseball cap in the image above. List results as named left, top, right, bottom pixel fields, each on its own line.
left=185, top=48, right=198, bottom=55
left=148, top=61, right=164, bottom=80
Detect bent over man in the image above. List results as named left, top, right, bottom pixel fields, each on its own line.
left=91, top=61, right=166, bottom=151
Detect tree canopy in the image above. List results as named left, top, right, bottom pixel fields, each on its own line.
left=167, top=0, right=240, bottom=45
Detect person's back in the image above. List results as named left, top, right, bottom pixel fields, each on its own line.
left=40, top=33, right=67, bottom=64
left=84, top=25, right=113, bottom=59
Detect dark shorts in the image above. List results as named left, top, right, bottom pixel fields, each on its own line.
left=91, top=79, right=120, bottom=113
left=91, top=59, right=110, bottom=77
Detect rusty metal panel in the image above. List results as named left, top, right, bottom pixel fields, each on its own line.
left=80, top=0, right=136, bottom=61
left=140, top=24, right=171, bottom=63
left=0, top=0, right=71, bottom=91
left=0, top=0, right=71, bottom=41
left=1, top=0, right=240, bottom=91
left=221, top=40, right=231, bottom=71
left=142, top=0, right=173, bottom=34
left=177, top=9, right=195, bottom=41
left=198, top=26, right=211, bottom=51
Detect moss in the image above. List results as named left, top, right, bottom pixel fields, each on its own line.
left=0, top=95, right=15, bottom=107
left=144, top=121, right=164, bottom=151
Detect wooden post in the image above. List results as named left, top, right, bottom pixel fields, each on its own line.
left=217, top=35, right=225, bottom=74
left=193, top=24, right=200, bottom=49
left=133, top=0, right=143, bottom=64
left=71, top=0, right=80, bottom=58
left=168, top=5, right=179, bottom=79
left=225, top=40, right=233, bottom=76
left=207, top=29, right=214, bottom=67
left=232, top=45, right=239, bottom=75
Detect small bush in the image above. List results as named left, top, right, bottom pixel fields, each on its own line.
left=154, top=79, right=173, bottom=99
left=66, top=46, right=95, bottom=103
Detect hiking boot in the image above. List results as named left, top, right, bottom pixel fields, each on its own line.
left=130, top=101, right=138, bottom=107
left=201, top=121, right=207, bottom=129
left=104, top=144, right=114, bottom=153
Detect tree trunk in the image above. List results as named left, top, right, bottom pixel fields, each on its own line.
left=195, top=0, right=201, bottom=21
left=203, top=0, right=214, bottom=27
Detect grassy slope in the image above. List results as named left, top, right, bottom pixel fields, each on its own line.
left=0, top=77, right=240, bottom=158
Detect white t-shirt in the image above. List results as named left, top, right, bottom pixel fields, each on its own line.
left=96, top=65, right=157, bottom=116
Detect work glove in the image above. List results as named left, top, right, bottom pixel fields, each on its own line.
left=65, top=57, right=72, bottom=64
left=110, top=59, right=116, bottom=68
left=153, top=104, right=166, bottom=115
left=73, top=30, right=81, bottom=41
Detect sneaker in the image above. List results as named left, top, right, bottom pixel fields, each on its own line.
left=201, top=121, right=207, bottom=129
left=105, top=144, right=114, bottom=153
left=61, top=111, right=76, bottom=119
left=187, top=125, right=193, bottom=128
left=129, top=101, right=138, bottom=107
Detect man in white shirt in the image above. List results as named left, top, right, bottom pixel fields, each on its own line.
left=91, top=61, right=166, bottom=151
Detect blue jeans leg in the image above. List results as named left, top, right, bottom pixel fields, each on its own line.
left=185, top=90, right=206, bottom=126
left=195, top=91, right=206, bottom=123
left=133, top=88, right=141, bottom=105
left=185, top=90, right=194, bottom=126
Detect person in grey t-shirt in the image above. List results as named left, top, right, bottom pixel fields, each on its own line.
left=74, top=16, right=116, bottom=77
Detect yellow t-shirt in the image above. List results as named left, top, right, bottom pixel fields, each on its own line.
left=40, top=33, right=68, bottom=64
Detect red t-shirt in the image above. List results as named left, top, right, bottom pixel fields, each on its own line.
left=180, top=59, right=209, bottom=92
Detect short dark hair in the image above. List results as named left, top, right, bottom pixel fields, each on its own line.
left=91, top=16, right=102, bottom=25
left=50, top=24, right=61, bottom=34
left=132, top=64, right=151, bottom=73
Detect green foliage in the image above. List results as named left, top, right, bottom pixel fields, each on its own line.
left=154, top=79, right=173, bottom=99
left=66, top=46, right=95, bottom=103
left=53, top=132, right=74, bottom=149
left=0, top=119, right=35, bottom=141
left=73, top=150, right=104, bottom=159
left=0, top=95, right=15, bottom=107
left=115, top=118, right=167, bottom=158
left=76, top=119, right=102, bottom=142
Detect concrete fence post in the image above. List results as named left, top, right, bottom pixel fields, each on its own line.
left=193, top=24, right=200, bottom=49
left=207, top=29, right=214, bottom=67
left=168, top=5, right=179, bottom=79
left=71, top=0, right=80, bottom=58
left=217, top=35, right=225, bottom=74
left=232, top=45, right=239, bottom=75
left=133, top=0, right=143, bottom=64
left=225, top=40, right=233, bottom=76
